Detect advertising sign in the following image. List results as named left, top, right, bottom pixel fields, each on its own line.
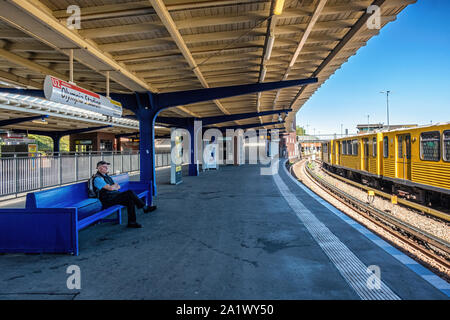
left=27, top=143, right=38, bottom=157
left=203, top=140, right=218, bottom=171
left=43, top=75, right=122, bottom=117
left=170, top=128, right=183, bottom=185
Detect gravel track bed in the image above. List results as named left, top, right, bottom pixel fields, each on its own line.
left=311, top=162, right=450, bottom=243
left=291, top=160, right=450, bottom=282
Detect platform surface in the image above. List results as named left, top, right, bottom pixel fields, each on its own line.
left=0, top=162, right=448, bottom=300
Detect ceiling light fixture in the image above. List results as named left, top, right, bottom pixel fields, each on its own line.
left=259, top=66, right=267, bottom=82
left=264, top=35, right=275, bottom=60
left=273, top=0, right=285, bottom=15
left=32, top=115, right=48, bottom=124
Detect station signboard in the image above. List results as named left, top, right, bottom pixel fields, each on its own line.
left=43, top=75, right=122, bottom=117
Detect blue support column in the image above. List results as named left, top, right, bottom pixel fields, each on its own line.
left=187, top=120, right=198, bottom=176
left=50, top=134, right=61, bottom=154
left=134, top=92, right=159, bottom=198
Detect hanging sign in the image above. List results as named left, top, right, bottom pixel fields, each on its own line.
left=43, top=75, right=122, bottom=117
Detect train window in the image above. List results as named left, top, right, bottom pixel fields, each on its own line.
left=398, top=136, right=403, bottom=158
left=405, top=135, right=411, bottom=159
left=352, top=140, right=358, bottom=155
left=443, top=130, right=450, bottom=162
left=420, top=131, right=440, bottom=161
left=383, top=137, right=388, bottom=158
left=372, top=138, right=377, bottom=157
left=343, top=141, right=347, bottom=155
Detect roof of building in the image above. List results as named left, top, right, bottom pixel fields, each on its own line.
left=297, top=135, right=321, bottom=142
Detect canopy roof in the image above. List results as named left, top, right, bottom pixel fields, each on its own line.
left=0, top=0, right=415, bottom=133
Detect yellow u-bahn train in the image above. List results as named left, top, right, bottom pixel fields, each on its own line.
left=321, top=123, right=450, bottom=208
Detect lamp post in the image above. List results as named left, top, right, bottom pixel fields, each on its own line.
left=380, top=90, right=391, bottom=131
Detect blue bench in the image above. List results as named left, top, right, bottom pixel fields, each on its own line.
left=0, top=174, right=151, bottom=255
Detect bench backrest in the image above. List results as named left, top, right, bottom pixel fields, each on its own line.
left=26, top=173, right=130, bottom=209
left=111, top=173, right=130, bottom=188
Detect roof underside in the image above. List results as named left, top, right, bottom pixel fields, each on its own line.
left=0, top=0, right=415, bottom=134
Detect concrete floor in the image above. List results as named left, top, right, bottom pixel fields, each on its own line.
left=0, top=163, right=448, bottom=300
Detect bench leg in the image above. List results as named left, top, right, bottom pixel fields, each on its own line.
left=98, top=208, right=122, bottom=225
left=117, top=207, right=122, bottom=225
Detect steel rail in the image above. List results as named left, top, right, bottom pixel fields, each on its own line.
left=317, top=160, right=450, bottom=222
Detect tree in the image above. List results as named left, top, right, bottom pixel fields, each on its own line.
left=296, top=126, right=306, bottom=136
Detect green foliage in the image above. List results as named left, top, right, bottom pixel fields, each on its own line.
left=60, top=135, right=70, bottom=152
left=296, top=126, right=306, bottom=136
left=27, top=134, right=70, bottom=153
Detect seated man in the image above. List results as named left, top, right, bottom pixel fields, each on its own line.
left=94, top=161, right=156, bottom=228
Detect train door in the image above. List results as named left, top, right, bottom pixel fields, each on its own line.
left=363, top=138, right=369, bottom=171
left=396, top=134, right=411, bottom=180
left=336, top=141, right=340, bottom=165
left=404, top=134, right=411, bottom=180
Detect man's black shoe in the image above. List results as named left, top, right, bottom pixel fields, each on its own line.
left=143, top=205, right=157, bottom=213
left=127, top=222, right=142, bottom=228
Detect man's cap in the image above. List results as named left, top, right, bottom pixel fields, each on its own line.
left=96, top=160, right=110, bottom=168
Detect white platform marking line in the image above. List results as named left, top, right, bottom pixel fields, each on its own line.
left=282, top=161, right=450, bottom=297
left=273, top=172, right=400, bottom=300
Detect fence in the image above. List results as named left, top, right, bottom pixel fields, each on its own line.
left=0, top=151, right=172, bottom=199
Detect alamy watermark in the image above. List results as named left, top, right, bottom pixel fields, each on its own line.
left=367, top=5, right=381, bottom=30
left=66, top=5, right=81, bottom=30
left=66, top=265, right=81, bottom=290
left=170, top=121, right=281, bottom=175
left=366, top=265, right=381, bottom=290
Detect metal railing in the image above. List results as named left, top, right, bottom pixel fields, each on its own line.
left=0, top=151, right=172, bottom=199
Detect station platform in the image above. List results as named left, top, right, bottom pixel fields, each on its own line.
left=0, top=161, right=448, bottom=300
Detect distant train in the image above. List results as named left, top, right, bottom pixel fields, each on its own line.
left=321, top=123, right=450, bottom=208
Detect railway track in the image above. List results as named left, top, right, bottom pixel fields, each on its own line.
left=316, top=160, right=450, bottom=222
left=294, top=160, right=450, bottom=272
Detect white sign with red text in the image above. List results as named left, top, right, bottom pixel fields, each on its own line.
left=43, top=75, right=122, bottom=117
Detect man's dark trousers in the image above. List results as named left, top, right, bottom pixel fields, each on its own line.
left=101, top=190, right=146, bottom=223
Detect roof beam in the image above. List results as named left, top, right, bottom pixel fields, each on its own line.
left=0, top=0, right=154, bottom=92
left=218, top=121, right=285, bottom=131
left=271, top=0, right=328, bottom=117
left=0, top=70, right=42, bottom=88
left=0, top=48, right=102, bottom=90
left=289, top=0, right=390, bottom=110
left=0, top=114, right=49, bottom=127
left=79, top=22, right=166, bottom=39
left=96, top=27, right=344, bottom=53
left=12, top=125, right=112, bottom=137
left=149, top=0, right=231, bottom=116
left=53, top=0, right=261, bottom=20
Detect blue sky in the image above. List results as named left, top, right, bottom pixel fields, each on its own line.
left=295, top=0, right=450, bottom=137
